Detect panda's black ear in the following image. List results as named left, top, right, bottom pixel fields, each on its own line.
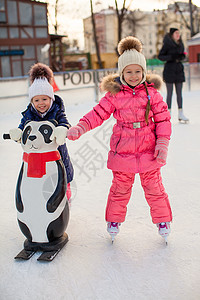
left=49, top=119, right=58, bottom=127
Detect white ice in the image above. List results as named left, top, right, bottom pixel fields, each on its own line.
left=0, top=89, right=200, bottom=300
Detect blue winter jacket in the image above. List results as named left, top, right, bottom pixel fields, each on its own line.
left=18, top=95, right=74, bottom=183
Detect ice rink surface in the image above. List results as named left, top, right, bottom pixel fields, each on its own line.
left=0, top=89, right=200, bottom=300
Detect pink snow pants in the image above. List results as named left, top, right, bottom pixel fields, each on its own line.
left=105, top=169, right=172, bottom=224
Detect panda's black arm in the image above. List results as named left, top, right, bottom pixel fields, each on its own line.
left=15, top=163, right=24, bottom=213
left=47, top=161, right=67, bottom=213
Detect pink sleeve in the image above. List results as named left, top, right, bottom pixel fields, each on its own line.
left=80, top=93, right=115, bottom=130
left=151, top=91, right=171, bottom=140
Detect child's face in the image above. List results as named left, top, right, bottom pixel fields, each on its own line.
left=32, top=95, right=51, bottom=114
left=123, top=64, right=143, bottom=87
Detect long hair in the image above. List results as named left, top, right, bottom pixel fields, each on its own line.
left=144, top=82, right=151, bottom=124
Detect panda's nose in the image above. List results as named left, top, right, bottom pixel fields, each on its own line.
left=29, top=135, right=37, bottom=141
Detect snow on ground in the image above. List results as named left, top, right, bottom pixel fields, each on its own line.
left=0, top=89, right=200, bottom=300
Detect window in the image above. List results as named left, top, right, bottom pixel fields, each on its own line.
left=0, top=0, right=5, bottom=9
left=0, top=27, right=7, bottom=38
left=34, top=5, right=47, bottom=25
left=9, top=27, right=19, bottom=39
left=21, top=27, right=34, bottom=39
left=23, top=60, right=35, bottom=74
left=19, top=2, right=32, bottom=25
left=35, top=28, right=48, bottom=38
left=1, top=56, right=11, bottom=77
left=12, top=61, right=22, bottom=77
left=0, top=0, right=6, bottom=23
left=23, top=45, right=35, bottom=59
left=7, top=0, right=18, bottom=24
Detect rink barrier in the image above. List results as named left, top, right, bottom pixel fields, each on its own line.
left=0, top=63, right=199, bottom=103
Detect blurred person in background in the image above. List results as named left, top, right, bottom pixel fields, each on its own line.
left=158, top=28, right=189, bottom=123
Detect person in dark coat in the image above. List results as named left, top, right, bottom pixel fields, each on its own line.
left=9, top=63, right=74, bottom=201
left=158, top=28, right=189, bottom=122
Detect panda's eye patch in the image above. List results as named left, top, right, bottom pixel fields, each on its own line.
left=39, top=124, right=53, bottom=144
left=22, top=125, right=32, bottom=144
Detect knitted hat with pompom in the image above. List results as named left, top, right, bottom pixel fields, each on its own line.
left=117, top=36, right=146, bottom=85
left=28, top=63, right=55, bottom=101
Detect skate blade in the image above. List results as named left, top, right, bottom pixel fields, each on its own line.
left=179, top=119, right=189, bottom=124
left=110, top=234, right=115, bottom=244
left=164, top=236, right=168, bottom=245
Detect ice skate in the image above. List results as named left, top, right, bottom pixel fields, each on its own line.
left=157, top=222, right=171, bottom=245
left=178, top=109, right=189, bottom=123
left=107, top=222, right=120, bottom=243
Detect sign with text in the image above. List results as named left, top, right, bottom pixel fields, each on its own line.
left=0, top=49, right=24, bottom=56
left=59, top=68, right=117, bottom=90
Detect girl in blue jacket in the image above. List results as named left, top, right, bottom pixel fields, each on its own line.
left=9, top=63, right=74, bottom=201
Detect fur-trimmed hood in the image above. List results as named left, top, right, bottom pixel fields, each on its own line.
left=100, top=73, right=163, bottom=95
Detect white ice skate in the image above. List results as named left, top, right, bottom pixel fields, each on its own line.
left=107, top=222, right=120, bottom=243
left=157, top=222, right=171, bottom=244
left=178, top=109, right=189, bottom=123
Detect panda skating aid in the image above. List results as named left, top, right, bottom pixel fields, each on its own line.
left=4, top=120, right=70, bottom=262
left=15, top=233, right=69, bottom=261
left=15, top=249, right=36, bottom=260
left=37, top=233, right=68, bottom=261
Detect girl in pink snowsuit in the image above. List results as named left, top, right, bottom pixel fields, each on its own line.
left=67, top=37, right=172, bottom=242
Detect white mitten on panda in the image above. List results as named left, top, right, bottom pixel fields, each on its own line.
left=50, top=126, right=68, bottom=145
left=9, top=128, right=22, bottom=143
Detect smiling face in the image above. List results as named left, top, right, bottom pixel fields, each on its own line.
left=123, top=64, right=143, bottom=87
left=31, top=95, right=51, bottom=114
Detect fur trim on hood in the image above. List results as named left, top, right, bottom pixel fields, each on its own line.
left=146, top=73, right=163, bottom=90
left=100, top=73, right=163, bottom=95
left=100, top=74, right=121, bottom=94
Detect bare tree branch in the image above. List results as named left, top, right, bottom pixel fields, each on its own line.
left=175, top=1, right=198, bottom=37
left=114, top=0, right=128, bottom=52
left=90, top=0, right=103, bottom=69
left=175, top=2, right=191, bottom=30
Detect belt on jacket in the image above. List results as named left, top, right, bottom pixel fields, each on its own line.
left=117, top=120, right=147, bottom=129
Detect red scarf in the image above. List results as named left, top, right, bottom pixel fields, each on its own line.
left=23, top=151, right=61, bottom=178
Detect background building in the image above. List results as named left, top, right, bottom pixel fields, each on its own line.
left=187, top=33, right=200, bottom=62
left=84, top=8, right=118, bottom=69
left=0, top=0, right=50, bottom=77
left=1, top=0, right=199, bottom=77
left=83, top=2, right=200, bottom=69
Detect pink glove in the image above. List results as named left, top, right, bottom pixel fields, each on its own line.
left=67, top=121, right=89, bottom=141
left=154, top=137, right=169, bottom=164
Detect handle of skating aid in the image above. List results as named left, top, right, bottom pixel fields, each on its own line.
left=3, top=133, right=11, bottom=139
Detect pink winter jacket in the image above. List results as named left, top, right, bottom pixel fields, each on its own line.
left=80, top=74, right=171, bottom=174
